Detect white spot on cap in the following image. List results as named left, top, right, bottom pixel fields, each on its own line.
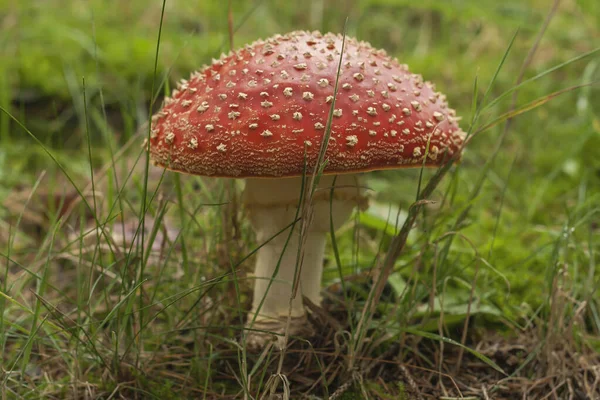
left=293, top=63, right=308, bottom=70
left=353, top=73, right=364, bottom=81
left=429, top=145, right=439, bottom=160
left=346, top=135, right=358, bottom=147
left=260, top=92, right=269, bottom=97
left=261, top=100, right=273, bottom=108
left=280, top=70, right=289, bottom=79
left=283, top=87, right=293, bottom=97
left=165, top=132, right=175, bottom=144
left=218, top=94, right=227, bottom=100
left=369, top=130, right=377, bottom=136
left=413, top=147, right=422, bottom=157
left=228, top=111, right=241, bottom=120
left=197, top=101, right=209, bottom=113
left=261, top=129, right=273, bottom=137
left=314, top=122, right=325, bottom=130
left=181, top=99, right=192, bottom=107
left=249, top=123, right=258, bottom=129
left=349, top=94, right=359, bottom=102
left=411, top=101, right=422, bottom=111
left=206, top=124, right=215, bottom=132
left=293, top=112, right=302, bottom=121
left=217, top=143, right=227, bottom=152
left=402, top=107, right=411, bottom=116
left=366, top=107, right=377, bottom=116
left=326, top=95, right=334, bottom=103
left=270, top=114, right=280, bottom=121
left=303, top=92, right=314, bottom=101
left=433, top=111, right=445, bottom=121
left=188, top=137, right=198, bottom=149
left=318, top=78, right=329, bottom=87
left=342, top=83, right=352, bottom=90
left=382, top=103, right=391, bottom=111
left=238, top=92, right=248, bottom=100
left=262, top=44, right=274, bottom=55
left=333, top=109, right=343, bottom=117
left=367, top=90, right=375, bottom=97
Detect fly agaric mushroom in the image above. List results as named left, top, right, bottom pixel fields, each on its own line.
left=147, top=31, right=464, bottom=347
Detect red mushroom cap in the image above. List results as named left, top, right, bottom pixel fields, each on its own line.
left=148, top=31, right=465, bottom=178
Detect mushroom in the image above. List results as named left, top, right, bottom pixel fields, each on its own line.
left=147, top=31, right=464, bottom=347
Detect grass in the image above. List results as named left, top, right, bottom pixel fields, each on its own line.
left=1, top=0, right=600, bottom=398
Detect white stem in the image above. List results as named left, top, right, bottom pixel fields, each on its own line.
left=250, top=220, right=326, bottom=320
left=243, top=175, right=364, bottom=326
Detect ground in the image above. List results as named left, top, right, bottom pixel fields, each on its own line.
left=0, top=0, right=599, bottom=398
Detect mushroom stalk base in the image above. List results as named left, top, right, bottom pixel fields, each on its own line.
left=243, top=175, right=364, bottom=348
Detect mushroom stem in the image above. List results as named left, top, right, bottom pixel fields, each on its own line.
left=243, top=175, right=364, bottom=343
left=250, top=220, right=327, bottom=319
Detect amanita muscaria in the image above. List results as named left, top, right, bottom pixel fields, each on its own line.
left=148, top=31, right=464, bottom=347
